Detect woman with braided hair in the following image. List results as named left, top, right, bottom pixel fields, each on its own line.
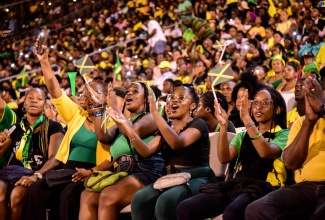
left=0, top=88, right=65, bottom=220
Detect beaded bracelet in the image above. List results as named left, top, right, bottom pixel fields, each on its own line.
left=250, top=133, right=262, bottom=140
left=245, top=122, right=255, bottom=129
left=94, top=111, right=104, bottom=117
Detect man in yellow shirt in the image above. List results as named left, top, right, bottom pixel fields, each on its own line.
left=245, top=78, right=325, bottom=219
left=287, top=78, right=305, bottom=129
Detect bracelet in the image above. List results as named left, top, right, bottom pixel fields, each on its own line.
left=89, top=168, right=94, bottom=173
left=250, top=132, right=262, bottom=140
left=130, top=137, right=137, bottom=143
left=94, top=111, right=104, bottom=117
left=245, top=122, right=255, bottom=129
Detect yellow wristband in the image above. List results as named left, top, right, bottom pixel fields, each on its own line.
left=250, top=133, right=262, bottom=140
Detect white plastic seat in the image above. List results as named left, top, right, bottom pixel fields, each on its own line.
left=209, top=132, right=236, bottom=177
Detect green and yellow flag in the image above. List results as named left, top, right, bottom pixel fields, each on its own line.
left=208, top=63, right=234, bottom=86
left=75, top=54, right=95, bottom=75
left=114, top=52, right=122, bottom=81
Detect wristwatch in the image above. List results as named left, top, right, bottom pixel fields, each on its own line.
left=34, top=172, right=43, bottom=179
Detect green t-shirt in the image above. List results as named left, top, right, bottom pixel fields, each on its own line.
left=0, top=103, right=17, bottom=132
left=68, top=124, right=97, bottom=164
left=230, top=126, right=289, bottom=159
left=110, top=113, right=154, bottom=158
left=178, top=0, right=193, bottom=18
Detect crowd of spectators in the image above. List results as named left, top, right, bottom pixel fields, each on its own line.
left=0, top=0, right=325, bottom=219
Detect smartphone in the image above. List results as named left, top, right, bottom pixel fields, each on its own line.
left=37, top=29, right=50, bottom=54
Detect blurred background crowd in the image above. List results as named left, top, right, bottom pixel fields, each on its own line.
left=0, top=0, right=325, bottom=115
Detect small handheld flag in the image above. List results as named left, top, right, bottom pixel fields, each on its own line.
left=114, top=52, right=122, bottom=81
left=75, top=54, right=95, bottom=75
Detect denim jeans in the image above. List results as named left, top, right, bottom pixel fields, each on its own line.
left=245, top=181, right=325, bottom=220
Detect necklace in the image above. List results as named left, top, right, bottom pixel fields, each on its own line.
left=87, top=116, right=95, bottom=123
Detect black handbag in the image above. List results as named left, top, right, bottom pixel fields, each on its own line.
left=0, top=165, right=35, bottom=183
left=45, top=169, right=76, bottom=188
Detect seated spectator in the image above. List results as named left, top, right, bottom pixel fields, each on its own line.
left=0, top=88, right=64, bottom=220
left=287, top=78, right=306, bottom=129
left=24, top=44, right=110, bottom=220
left=154, top=61, right=176, bottom=92
left=276, top=11, right=292, bottom=35
left=248, top=16, right=266, bottom=39
left=122, top=84, right=215, bottom=220
left=267, top=55, right=285, bottom=89
left=174, top=63, right=190, bottom=84
left=162, top=78, right=174, bottom=95
left=79, top=82, right=165, bottom=219
left=253, top=65, right=272, bottom=87
left=176, top=87, right=289, bottom=220
left=277, top=62, right=298, bottom=92
left=245, top=78, right=325, bottom=220
left=229, top=72, right=265, bottom=128
left=220, top=81, right=237, bottom=116
left=194, top=91, right=236, bottom=133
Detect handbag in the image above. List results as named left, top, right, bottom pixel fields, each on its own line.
left=45, top=169, right=76, bottom=188
left=0, top=165, right=34, bottom=183
left=153, top=172, right=191, bottom=190
left=84, top=154, right=132, bottom=192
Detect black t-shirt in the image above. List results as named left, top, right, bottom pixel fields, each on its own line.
left=9, top=120, right=65, bottom=170
left=161, top=118, right=210, bottom=167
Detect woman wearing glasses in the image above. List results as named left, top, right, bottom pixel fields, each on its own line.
left=176, top=87, right=289, bottom=220
left=106, top=84, right=215, bottom=220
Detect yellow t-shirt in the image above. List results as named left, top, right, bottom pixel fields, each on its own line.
left=248, top=26, right=266, bottom=38
left=286, top=107, right=299, bottom=128
left=284, top=117, right=325, bottom=182
left=174, top=76, right=190, bottom=84
left=316, top=44, right=325, bottom=65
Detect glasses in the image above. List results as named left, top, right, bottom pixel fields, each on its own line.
left=167, top=93, right=191, bottom=102
left=250, top=100, right=273, bottom=108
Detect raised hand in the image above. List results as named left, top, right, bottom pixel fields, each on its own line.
left=214, top=100, right=228, bottom=126
left=106, top=83, right=118, bottom=109
left=33, top=38, right=49, bottom=62
left=304, top=93, right=319, bottom=122
left=106, top=106, right=128, bottom=125
left=148, top=88, right=158, bottom=113
left=303, top=78, right=325, bottom=115
left=239, top=89, right=251, bottom=121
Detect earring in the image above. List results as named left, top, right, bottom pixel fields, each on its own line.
left=189, top=108, right=193, bottom=115
left=22, top=107, right=26, bottom=112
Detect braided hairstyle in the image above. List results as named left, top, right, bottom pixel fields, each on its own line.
left=255, top=87, right=287, bottom=131
left=122, top=82, right=150, bottom=113
left=25, top=88, right=50, bottom=161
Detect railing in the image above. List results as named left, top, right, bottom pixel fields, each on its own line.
left=3, top=22, right=177, bottom=82
left=0, top=64, right=60, bottom=82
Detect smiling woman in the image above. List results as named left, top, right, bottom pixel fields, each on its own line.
left=103, top=84, right=215, bottom=220
left=176, top=87, right=289, bottom=220
left=24, top=40, right=110, bottom=220
left=0, top=88, right=65, bottom=220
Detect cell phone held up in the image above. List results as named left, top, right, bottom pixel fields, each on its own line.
left=37, top=29, right=50, bottom=54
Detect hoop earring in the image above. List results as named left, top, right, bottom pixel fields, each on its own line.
left=22, top=107, right=26, bottom=112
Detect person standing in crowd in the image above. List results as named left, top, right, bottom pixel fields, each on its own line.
left=220, top=81, right=237, bottom=117
left=177, top=87, right=289, bottom=220
left=245, top=78, right=325, bottom=220
left=0, top=88, right=64, bottom=220
left=142, top=16, right=167, bottom=55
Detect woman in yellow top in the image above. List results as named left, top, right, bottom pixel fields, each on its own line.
left=276, top=62, right=298, bottom=92
left=24, top=42, right=111, bottom=220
